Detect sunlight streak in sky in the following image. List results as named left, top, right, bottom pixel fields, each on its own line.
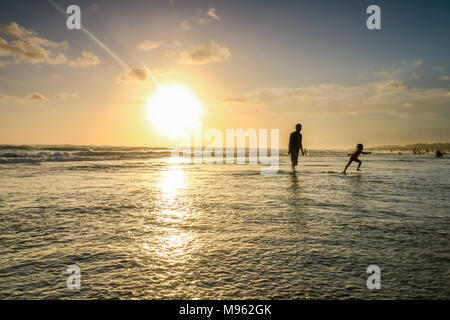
left=47, top=0, right=160, bottom=88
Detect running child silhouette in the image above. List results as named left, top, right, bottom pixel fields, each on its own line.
left=342, top=144, right=371, bottom=174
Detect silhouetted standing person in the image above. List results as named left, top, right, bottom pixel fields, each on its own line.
left=288, top=123, right=304, bottom=172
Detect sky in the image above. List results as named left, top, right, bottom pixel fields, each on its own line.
left=0, top=0, right=449, bottom=148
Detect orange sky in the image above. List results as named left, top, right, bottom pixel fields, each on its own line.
left=1, top=1, right=449, bottom=148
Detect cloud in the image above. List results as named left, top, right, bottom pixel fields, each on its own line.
left=0, top=22, right=100, bottom=67
left=432, top=66, right=446, bottom=72
left=0, top=35, right=67, bottom=65
left=48, top=92, right=80, bottom=101
left=117, top=68, right=147, bottom=83
left=180, top=20, right=191, bottom=32
left=374, top=59, right=423, bottom=79
left=199, top=8, right=221, bottom=24
left=27, top=92, right=48, bottom=102
left=178, top=41, right=230, bottom=66
left=69, top=51, right=101, bottom=67
left=0, top=22, right=67, bottom=65
left=182, top=8, right=221, bottom=30
left=207, top=8, right=221, bottom=21
left=0, top=94, right=22, bottom=103
left=376, top=80, right=406, bottom=92
left=137, top=40, right=160, bottom=51
left=0, top=91, right=79, bottom=104
left=231, top=81, right=450, bottom=122
left=439, top=75, right=450, bottom=81
left=0, top=22, right=68, bottom=50
left=222, top=97, right=248, bottom=103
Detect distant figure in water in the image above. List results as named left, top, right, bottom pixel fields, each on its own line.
left=288, top=123, right=304, bottom=172
left=304, top=149, right=308, bottom=156
left=342, top=144, right=371, bottom=174
left=435, top=150, right=443, bottom=157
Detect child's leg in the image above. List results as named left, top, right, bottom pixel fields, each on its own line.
left=356, top=159, right=362, bottom=170
left=343, top=159, right=353, bottom=172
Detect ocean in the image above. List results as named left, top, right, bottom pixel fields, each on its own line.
left=0, top=145, right=449, bottom=299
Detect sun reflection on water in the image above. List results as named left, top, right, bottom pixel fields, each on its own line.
left=141, top=164, right=195, bottom=270
left=159, top=165, right=186, bottom=200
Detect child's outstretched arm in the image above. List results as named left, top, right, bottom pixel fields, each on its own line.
left=363, top=151, right=371, bottom=154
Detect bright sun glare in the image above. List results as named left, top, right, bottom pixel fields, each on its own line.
left=147, top=85, right=202, bottom=139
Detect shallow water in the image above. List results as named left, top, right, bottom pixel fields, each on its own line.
left=0, top=146, right=449, bottom=299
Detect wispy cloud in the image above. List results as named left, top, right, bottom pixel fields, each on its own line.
left=0, top=91, right=79, bottom=103
left=432, top=66, right=446, bottom=72
left=69, top=51, right=101, bottom=67
left=199, top=8, right=221, bottom=24
left=0, top=93, right=23, bottom=103
left=207, top=8, right=221, bottom=21
left=376, top=80, right=406, bottom=92
left=137, top=40, right=160, bottom=51
left=439, top=75, right=450, bottom=81
left=374, top=59, right=423, bottom=79
left=225, top=81, right=450, bottom=122
left=117, top=68, right=148, bottom=83
left=178, top=41, right=230, bottom=66
left=181, top=8, right=221, bottom=31
left=180, top=20, right=191, bottom=32
left=222, top=97, right=248, bottom=103
left=27, top=92, right=48, bottom=102
left=48, top=92, right=80, bottom=101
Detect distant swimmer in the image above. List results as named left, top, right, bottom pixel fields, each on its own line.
left=288, top=123, right=305, bottom=172
left=342, top=144, right=371, bottom=174
left=436, top=150, right=443, bottom=157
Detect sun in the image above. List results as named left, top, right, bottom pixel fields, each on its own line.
left=147, top=85, right=202, bottom=139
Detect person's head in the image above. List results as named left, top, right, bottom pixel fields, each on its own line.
left=357, top=143, right=364, bottom=150
left=295, top=123, right=302, bottom=132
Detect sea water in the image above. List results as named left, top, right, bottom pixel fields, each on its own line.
left=0, top=145, right=449, bottom=299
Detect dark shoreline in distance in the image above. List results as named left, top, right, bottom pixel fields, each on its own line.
left=371, top=142, right=450, bottom=152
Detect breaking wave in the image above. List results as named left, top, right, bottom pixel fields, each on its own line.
left=0, top=145, right=172, bottom=164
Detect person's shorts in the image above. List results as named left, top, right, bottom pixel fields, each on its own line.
left=290, top=151, right=299, bottom=165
